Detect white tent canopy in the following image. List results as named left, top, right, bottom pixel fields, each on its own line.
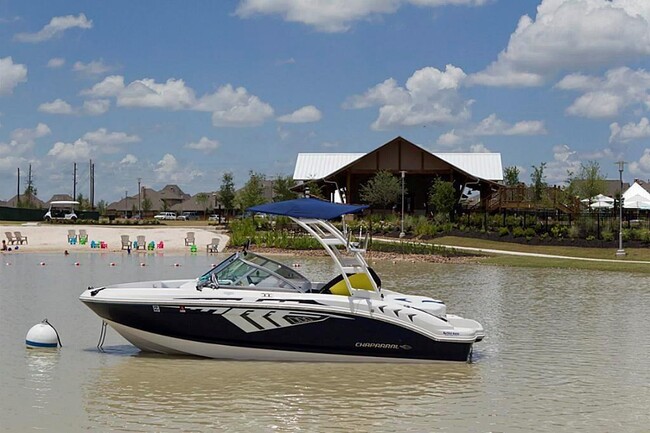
left=622, top=182, right=650, bottom=209
left=581, top=194, right=614, bottom=208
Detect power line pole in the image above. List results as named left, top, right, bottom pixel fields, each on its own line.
left=89, top=159, right=95, bottom=210
left=16, top=167, right=20, bottom=206
left=26, top=164, right=33, bottom=204
left=73, top=162, right=77, bottom=200
left=138, top=177, right=142, bottom=218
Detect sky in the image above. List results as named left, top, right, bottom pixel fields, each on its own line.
left=2, top=0, right=650, bottom=203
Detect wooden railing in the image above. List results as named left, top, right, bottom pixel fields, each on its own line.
left=477, top=186, right=581, bottom=215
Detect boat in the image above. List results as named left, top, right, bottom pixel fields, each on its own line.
left=79, top=198, right=484, bottom=362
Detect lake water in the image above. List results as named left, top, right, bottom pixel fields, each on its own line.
left=1, top=252, right=649, bottom=432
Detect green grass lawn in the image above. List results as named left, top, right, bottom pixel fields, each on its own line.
left=431, top=236, right=650, bottom=273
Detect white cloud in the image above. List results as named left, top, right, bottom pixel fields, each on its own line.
left=469, top=142, right=491, bottom=153
left=277, top=105, right=322, bottom=123
left=82, top=128, right=140, bottom=146
left=47, top=57, right=65, bottom=68
left=120, top=154, right=138, bottom=165
left=629, top=148, right=650, bottom=176
left=73, top=59, right=112, bottom=76
left=558, top=67, right=650, bottom=118
left=344, top=65, right=471, bottom=130
left=196, top=84, right=274, bottom=127
left=47, top=139, right=92, bottom=161
left=0, top=57, right=27, bottom=95
left=236, top=0, right=486, bottom=33
left=0, top=123, right=50, bottom=157
left=82, top=75, right=125, bottom=98
left=82, top=99, right=110, bottom=115
left=609, top=118, right=650, bottom=143
left=470, top=113, right=547, bottom=136
left=185, top=137, right=220, bottom=153
left=11, top=123, right=51, bottom=143
left=15, top=13, right=92, bottom=43
left=38, top=99, right=74, bottom=114
left=154, top=153, right=203, bottom=183
left=118, top=78, right=195, bottom=110
left=83, top=77, right=275, bottom=127
left=437, top=129, right=462, bottom=146
left=470, top=0, right=650, bottom=87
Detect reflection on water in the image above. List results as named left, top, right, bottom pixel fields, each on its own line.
left=25, top=350, right=60, bottom=410
left=86, top=355, right=478, bottom=432
left=1, top=253, right=650, bottom=432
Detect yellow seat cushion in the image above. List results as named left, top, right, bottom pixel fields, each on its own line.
left=329, top=273, right=374, bottom=296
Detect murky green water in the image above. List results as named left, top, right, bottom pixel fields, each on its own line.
left=1, top=252, right=648, bottom=432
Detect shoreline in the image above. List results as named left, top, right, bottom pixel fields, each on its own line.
left=223, top=246, right=479, bottom=264
left=1, top=223, right=229, bottom=254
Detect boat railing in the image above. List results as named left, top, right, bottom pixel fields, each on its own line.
left=291, top=217, right=381, bottom=298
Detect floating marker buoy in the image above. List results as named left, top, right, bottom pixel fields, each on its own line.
left=6, top=262, right=11, bottom=266
left=292, top=263, right=301, bottom=267
left=173, top=263, right=181, bottom=267
left=109, top=262, right=116, bottom=267
left=26, top=320, right=60, bottom=349
left=140, top=263, right=146, bottom=267
left=39, top=262, right=46, bottom=266
left=211, top=263, right=216, bottom=268
left=74, top=262, right=80, bottom=266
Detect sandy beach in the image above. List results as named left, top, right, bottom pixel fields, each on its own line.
left=1, top=223, right=229, bottom=254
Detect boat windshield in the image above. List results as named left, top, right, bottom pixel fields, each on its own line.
left=197, top=252, right=311, bottom=292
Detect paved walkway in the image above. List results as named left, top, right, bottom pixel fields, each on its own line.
left=375, top=237, right=650, bottom=265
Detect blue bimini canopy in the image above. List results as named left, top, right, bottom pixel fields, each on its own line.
left=247, top=198, right=368, bottom=220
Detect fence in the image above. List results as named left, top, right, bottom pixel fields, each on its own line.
left=0, top=206, right=99, bottom=222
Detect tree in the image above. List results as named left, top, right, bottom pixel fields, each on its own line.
left=96, top=200, right=107, bottom=215
left=273, top=175, right=297, bottom=202
left=567, top=161, right=606, bottom=204
left=219, top=172, right=236, bottom=215
left=359, top=170, right=402, bottom=208
left=142, top=197, right=152, bottom=214
left=503, top=166, right=520, bottom=186
left=195, top=193, right=209, bottom=218
left=530, top=162, right=547, bottom=202
left=236, top=171, right=267, bottom=212
left=428, top=178, right=456, bottom=220
left=21, top=180, right=38, bottom=208
left=303, top=179, right=325, bottom=199
left=76, top=193, right=91, bottom=210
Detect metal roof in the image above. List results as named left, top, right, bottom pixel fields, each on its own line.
left=293, top=151, right=503, bottom=182
left=293, top=153, right=364, bottom=180
left=433, top=153, right=503, bottom=181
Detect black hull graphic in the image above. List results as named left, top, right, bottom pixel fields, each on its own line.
left=84, top=302, right=473, bottom=362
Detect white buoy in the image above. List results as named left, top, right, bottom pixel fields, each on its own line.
left=26, top=320, right=60, bottom=349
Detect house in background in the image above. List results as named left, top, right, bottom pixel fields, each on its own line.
left=3, top=194, right=45, bottom=209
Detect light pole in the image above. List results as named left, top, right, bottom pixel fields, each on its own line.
left=137, top=178, right=142, bottom=219
left=399, top=171, right=406, bottom=238
left=616, top=161, right=626, bottom=257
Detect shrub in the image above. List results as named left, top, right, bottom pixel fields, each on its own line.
left=524, top=227, right=536, bottom=237
left=601, top=229, right=614, bottom=242
left=498, top=227, right=510, bottom=237
left=512, top=227, right=525, bottom=237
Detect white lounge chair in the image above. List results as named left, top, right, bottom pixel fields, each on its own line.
left=14, top=231, right=28, bottom=245
left=135, top=235, right=146, bottom=250
left=185, top=232, right=195, bottom=246
left=5, top=231, right=16, bottom=245
left=121, top=235, right=132, bottom=250
left=206, top=238, right=220, bottom=253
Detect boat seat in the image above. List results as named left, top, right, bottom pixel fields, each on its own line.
left=320, top=272, right=377, bottom=296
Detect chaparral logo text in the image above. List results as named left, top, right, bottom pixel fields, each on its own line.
left=355, top=342, right=400, bottom=349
